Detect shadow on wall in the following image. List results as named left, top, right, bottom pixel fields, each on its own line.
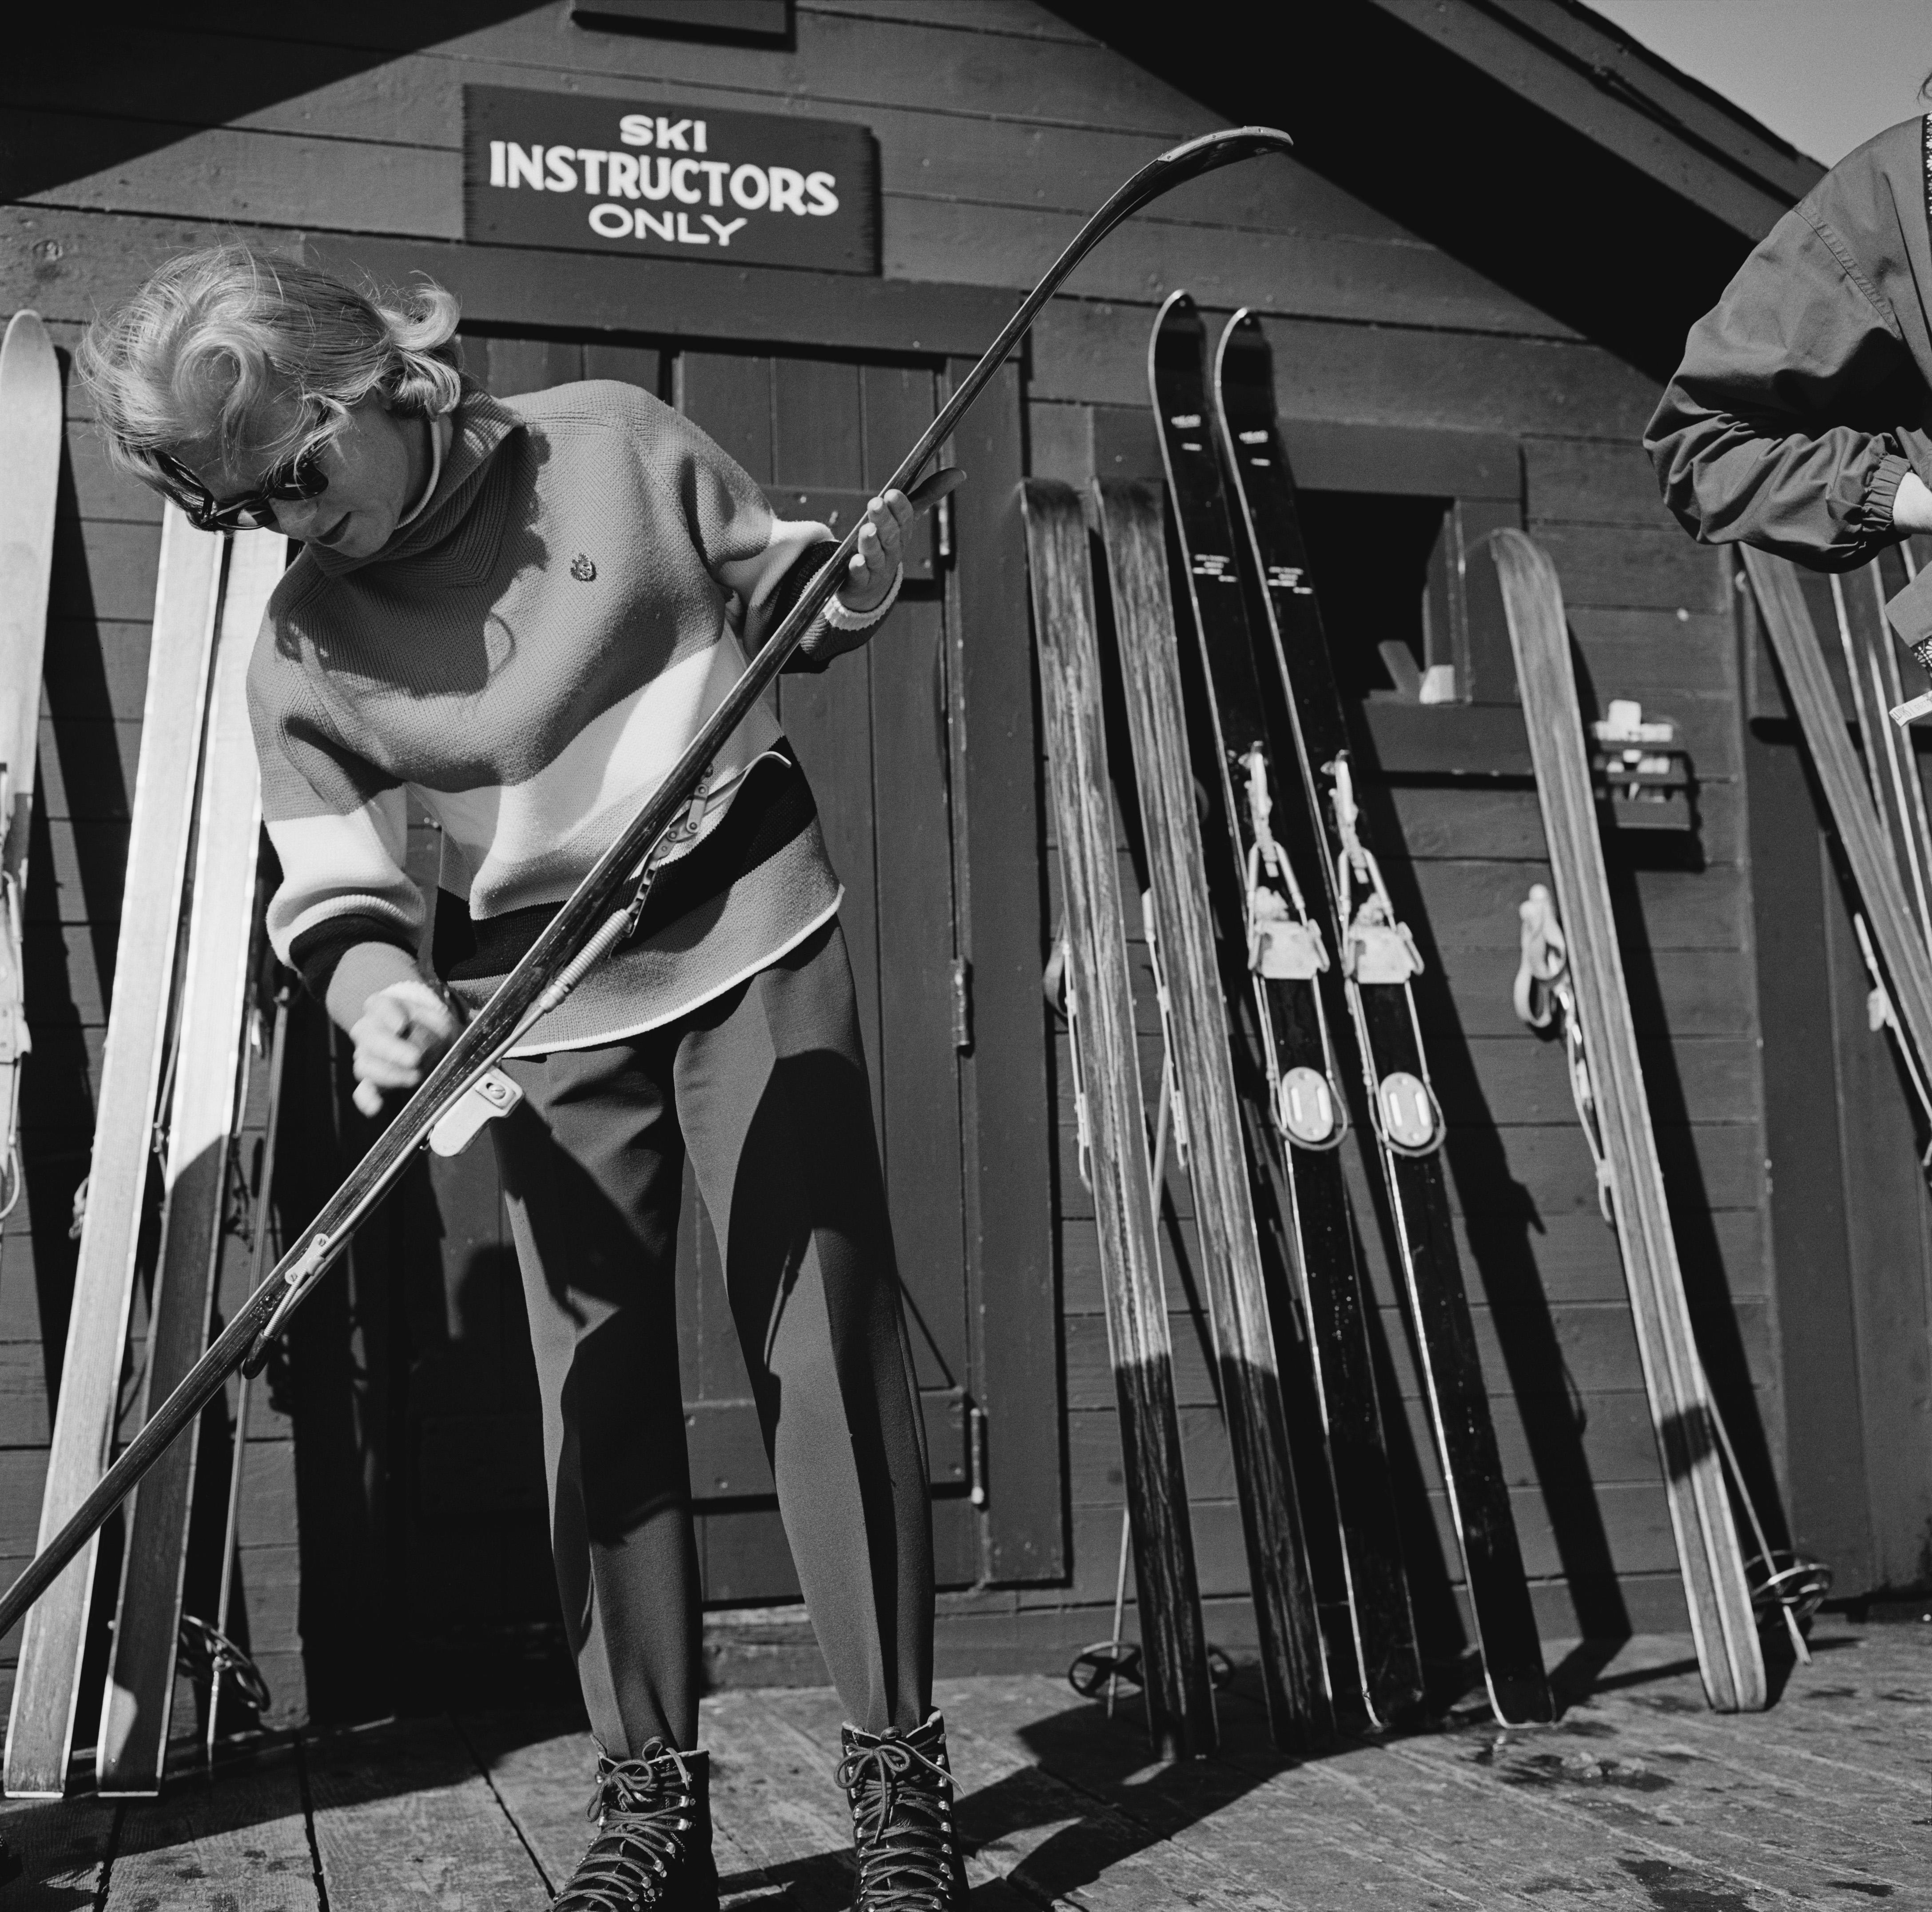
left=1, top=13, right=543, bottom=205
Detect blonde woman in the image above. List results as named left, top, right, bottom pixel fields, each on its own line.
left=80, top=246, right=966, bottom=1912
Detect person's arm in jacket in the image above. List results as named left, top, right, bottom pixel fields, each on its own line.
left=1646, top=200, right=1932, bottom=568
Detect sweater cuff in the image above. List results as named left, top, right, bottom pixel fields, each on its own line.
left=823, top=563, right=903, bottom=631
left=289, top=914, right=416, bottom=1004
left=1866, top=450, right=1911, bottom=535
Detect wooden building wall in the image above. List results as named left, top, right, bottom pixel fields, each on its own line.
left=0, top=0, right=1787, bottom=1723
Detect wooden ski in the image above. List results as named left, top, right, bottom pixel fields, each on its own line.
left=0, top=311, right=62, bottom=1219
left=1209, top=304, right=1552, bottom=1725
left=1024, top=478, right=1216, bottom=1759
left=99, top=528, right=286, bottom=1793
left=5, top=507, right=225, bottom=1797
left=1494, top=530, right=1766, bottom=1713
left=1094, top=476, right=1333, bottom=1749
left=1142, top=319, right=1431, bottom=1730
left=1745, top=547, right=1932, bottom=1132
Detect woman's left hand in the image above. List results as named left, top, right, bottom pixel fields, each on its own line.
left=839, top=489, right=912, bottom=613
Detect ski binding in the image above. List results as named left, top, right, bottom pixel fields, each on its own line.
left=428, top=1067, right=525, bottom=1156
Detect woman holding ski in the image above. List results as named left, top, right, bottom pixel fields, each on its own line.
left=78, top=244, right=965, bottom=1912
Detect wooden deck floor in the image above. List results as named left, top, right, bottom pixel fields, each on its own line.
left=2, top=1619, right=1926, bottom=1908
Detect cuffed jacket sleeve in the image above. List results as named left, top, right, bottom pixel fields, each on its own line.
left=1646, top=171, right=1932, bottom=571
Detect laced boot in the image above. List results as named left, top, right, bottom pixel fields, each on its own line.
left=553, top=1740, right=717, bottom=1912
left=836, top=1710, right=970, bottom=1911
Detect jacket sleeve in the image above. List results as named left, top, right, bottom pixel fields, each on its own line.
left=1646, top=204, right=1919, bottom=570
left=248, top=617, right=424, bottom=1002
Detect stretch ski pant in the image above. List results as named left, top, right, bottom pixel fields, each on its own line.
left=490, top=918, right=934, bottom=1754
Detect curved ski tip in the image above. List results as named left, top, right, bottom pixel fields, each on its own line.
left=1156, top=126, right=1294, bottom=168
left=1, top=308, right=49, bottom=355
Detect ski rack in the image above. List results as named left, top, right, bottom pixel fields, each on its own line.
left=1024, top=479, right=1216, bottom=1760
left=1495, top=529, right=1767, bottom=1713
left=1094, top=476, right=1332, bottom=1749
left=1211, top=303, right=1552, bottom=1728
left=0, top=123, right=1299, bottom=1669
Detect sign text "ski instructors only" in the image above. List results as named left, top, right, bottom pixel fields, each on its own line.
left=464, top=85, right=879, bottom=274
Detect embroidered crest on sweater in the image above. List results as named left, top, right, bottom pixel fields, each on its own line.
left=571, top=552, right=597, bottom=581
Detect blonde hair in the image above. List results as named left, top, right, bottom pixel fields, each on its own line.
left=77, top=243, right=463, bottom=486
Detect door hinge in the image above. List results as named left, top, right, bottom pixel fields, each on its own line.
left=968, top=1403, right=988, bottom=1508
left=951, top=956, right=973, bottom=1052
left=936, top=492, right=954, bottom=562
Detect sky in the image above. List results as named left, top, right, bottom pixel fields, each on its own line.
left=1586, top=0, right=1932, bottom=165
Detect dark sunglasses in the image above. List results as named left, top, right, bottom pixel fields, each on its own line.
left=156, top=442, right=329, bottom=533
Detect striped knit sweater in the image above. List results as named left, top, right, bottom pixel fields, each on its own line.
left=249, top=378, right=865, bottom=1052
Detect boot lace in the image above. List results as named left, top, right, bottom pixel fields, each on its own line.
left=553, top=1741, right=699, bottom=1912
left=836, top=1732, right=959, bottom=1911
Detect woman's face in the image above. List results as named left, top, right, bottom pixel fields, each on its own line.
left=174, top=392, right=423, bottom=560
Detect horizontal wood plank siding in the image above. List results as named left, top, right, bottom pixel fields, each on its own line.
left=0, top=0, right=1778, bottom=1701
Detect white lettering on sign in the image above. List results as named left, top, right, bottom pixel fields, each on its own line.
left=508, top=142, right=544, bottom=190
left=616, top=115, right=712, bottom=151
left=470, top=87, right=869, bottom=270
left=501, top=151, right=839, bottom=222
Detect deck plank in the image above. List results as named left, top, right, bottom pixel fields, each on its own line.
left=0, top=1796, right=115, bottom=1910
left=28, top=1625, right=1928, bottom=1910
left=104, top=1748, right=315, bottom=1911
left=303, top=1715, right=548, bottom=1910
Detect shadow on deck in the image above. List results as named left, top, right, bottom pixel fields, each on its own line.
left=0, top=1623, right=1922, bottom=1908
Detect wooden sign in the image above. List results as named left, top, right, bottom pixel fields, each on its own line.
left=464, top=84, right=878, bottom=274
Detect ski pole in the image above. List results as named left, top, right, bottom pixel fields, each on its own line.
left=0, top=123, right=1297, bottom=1653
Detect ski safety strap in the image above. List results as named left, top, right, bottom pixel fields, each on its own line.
left=1515, top=884, right=1614, bottom=1224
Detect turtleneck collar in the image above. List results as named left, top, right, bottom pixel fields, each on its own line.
left=306, top=381, right=523, bottom=578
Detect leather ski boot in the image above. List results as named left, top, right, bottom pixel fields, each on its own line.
left=553, top=1741, right=717, bottom=1912
left=836, top=1710, right=970, bottom=1911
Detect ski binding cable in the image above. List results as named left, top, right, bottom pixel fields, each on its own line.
left=1326, top=753, right=1442, bottom=1156
left=1240, top=748, right=1346, bottom=1148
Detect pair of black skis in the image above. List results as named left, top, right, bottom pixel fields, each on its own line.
left=1121, top=296, right=1550, bottom=1731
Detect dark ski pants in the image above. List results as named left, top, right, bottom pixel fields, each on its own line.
left=490, top=919, right=933, bottom=1755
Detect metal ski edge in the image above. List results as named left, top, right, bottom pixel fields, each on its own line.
left=1207, top=303, right=1554, bottom=1728
left=1023, top=477, right=1216, bottom=1759
left=0, top=125, right=1296, bottom=1673
left=1492, top=529, right=1765, bottom=1715
left=1093, top=474, right=1333, bottom=1750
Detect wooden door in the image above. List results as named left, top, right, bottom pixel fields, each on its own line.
left=674, top=349, right=976, bottom=1596
left=439, top=335, right=1006, bottom=1610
